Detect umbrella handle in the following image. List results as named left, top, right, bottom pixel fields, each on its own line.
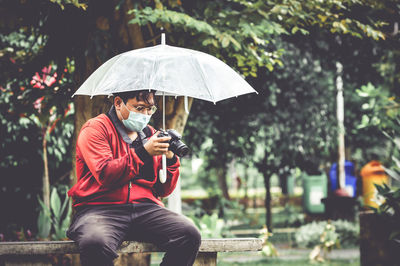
left=159, top=154, right=167, bottom=183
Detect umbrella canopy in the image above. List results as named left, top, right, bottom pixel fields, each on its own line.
left=73, top=39, right=257, bottom=103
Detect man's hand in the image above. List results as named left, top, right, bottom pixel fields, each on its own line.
left=144, top=131, right=174, bottom=158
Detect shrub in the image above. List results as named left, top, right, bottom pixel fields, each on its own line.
left=295, top=219, right=359, bottom=248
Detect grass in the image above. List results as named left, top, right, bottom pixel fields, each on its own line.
left=217, top=259, right=360, bottom=266
left=217, top=250, right=360, bottom=266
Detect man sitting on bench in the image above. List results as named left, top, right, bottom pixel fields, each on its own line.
left=67, top=90, right=201, bottom=266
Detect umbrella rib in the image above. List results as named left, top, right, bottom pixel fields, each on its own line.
left=189, top=53, right=215, bottom=103
left=150, top=53, right=159, bottom=90
left=90, top=54, right=123, bottom=97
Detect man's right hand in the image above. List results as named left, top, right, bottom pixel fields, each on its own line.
left=144, top=131, right=171, bottom=156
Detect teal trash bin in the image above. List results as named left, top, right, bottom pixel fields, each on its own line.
left=303, top=174, right=327, bottom=213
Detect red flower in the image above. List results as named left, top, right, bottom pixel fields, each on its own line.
left=63, top=103, right=73, bottom=117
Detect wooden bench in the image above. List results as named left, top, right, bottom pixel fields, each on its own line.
left=0, top=238, right=263, bottom=265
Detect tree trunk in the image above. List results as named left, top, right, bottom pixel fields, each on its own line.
left=216, top=167, right=230, bottom=200
left=70, top=0, right=147, bottom=185
left=280, top=175, right=288, bottom=195
left=263, top=173, right=272, bottom=231
left=243, top=168, right=249, bottom=210
left=153, top=96, right=193, bottom=134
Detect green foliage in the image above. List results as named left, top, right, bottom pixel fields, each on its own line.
left=308, top=221, right=340, bottom=262
left=47, top=0, right=87, bottom=10
left=295, top=220, right=359, bottom=248
left=129, top=0, right=385, bottom=78
left=356, top=81, right=400, bottom=172
left=357, top=82, right=399, bottom=131
left=129, top=1, right=285, bottom=76
left=189, top=213, right=226, bottom=238
left=275, top=204, right=305, bottom=228
left=37, top=186, right=72, bottom=240
left=186, top=40, right=338, bottom=180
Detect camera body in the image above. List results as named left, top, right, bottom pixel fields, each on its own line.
left=158, top=129, right=189, bottom=157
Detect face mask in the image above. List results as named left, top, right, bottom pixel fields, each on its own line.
left=121, top=104, right=151, bottom=132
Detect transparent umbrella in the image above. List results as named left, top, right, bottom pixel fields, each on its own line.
left=73, top=34, right=258, bottom=182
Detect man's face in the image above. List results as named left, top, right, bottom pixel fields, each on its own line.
left=115, top=93, right=156, bottom=121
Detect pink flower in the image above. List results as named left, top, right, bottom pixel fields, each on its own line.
left=26, top=230, right=32, bottom=239
left=31, top=73, right=45, bottom=89
left=30, top=65, right=58, bottom=89
left=33, top=96, right=45, bottom=112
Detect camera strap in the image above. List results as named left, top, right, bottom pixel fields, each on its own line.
left=139, top=126, right=151, bottom=145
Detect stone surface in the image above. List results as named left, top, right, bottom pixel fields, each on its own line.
left=0, top=238, right=262, bottom=255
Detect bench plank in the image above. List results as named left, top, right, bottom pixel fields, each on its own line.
left=0, top=238, right=262, bottom=255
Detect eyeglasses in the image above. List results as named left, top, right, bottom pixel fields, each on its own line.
left=128, top=104, right=157, bottom=114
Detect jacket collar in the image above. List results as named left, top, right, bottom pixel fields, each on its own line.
left=107, top=106, right=136, bottom=144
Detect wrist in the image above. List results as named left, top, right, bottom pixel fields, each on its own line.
left=166, top=151, right=174, bottom=159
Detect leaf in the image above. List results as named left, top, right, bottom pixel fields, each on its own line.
left=57, top=188, right=69, bottom=219
left=50, top=187, right=61, bottom=221
left=221, top=36, right=230, bottom=48
left=37, top=196, right=51, bottom=216
left=383, top=166, right=400, bottom=181
left=37, top=210, right=51, bottom=239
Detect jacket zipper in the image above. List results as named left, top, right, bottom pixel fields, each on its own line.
left=126, top=181, right=132, bottom=203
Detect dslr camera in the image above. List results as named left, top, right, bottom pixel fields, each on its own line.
left=158, top=129, right=189, bottom=157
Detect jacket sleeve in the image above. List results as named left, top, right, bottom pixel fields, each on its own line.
left=155, top=155, right=180, bottom=197
left=77, top=121, right=143, bottom=187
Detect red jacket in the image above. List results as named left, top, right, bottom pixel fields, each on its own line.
left=68, top=111, right=180, bottom=207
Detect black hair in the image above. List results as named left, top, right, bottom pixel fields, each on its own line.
left=113, top=90, right=155, bottom=105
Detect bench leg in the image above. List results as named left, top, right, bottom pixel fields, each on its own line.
left=194, top=252, right=217, bottom=266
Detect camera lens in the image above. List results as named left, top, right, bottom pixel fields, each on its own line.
left=171, top=140, right=189, bottom=157
left=175, top=143, right=189, bottom=157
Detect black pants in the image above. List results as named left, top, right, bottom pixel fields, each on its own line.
left=66, top=203, right=201, bottom=266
